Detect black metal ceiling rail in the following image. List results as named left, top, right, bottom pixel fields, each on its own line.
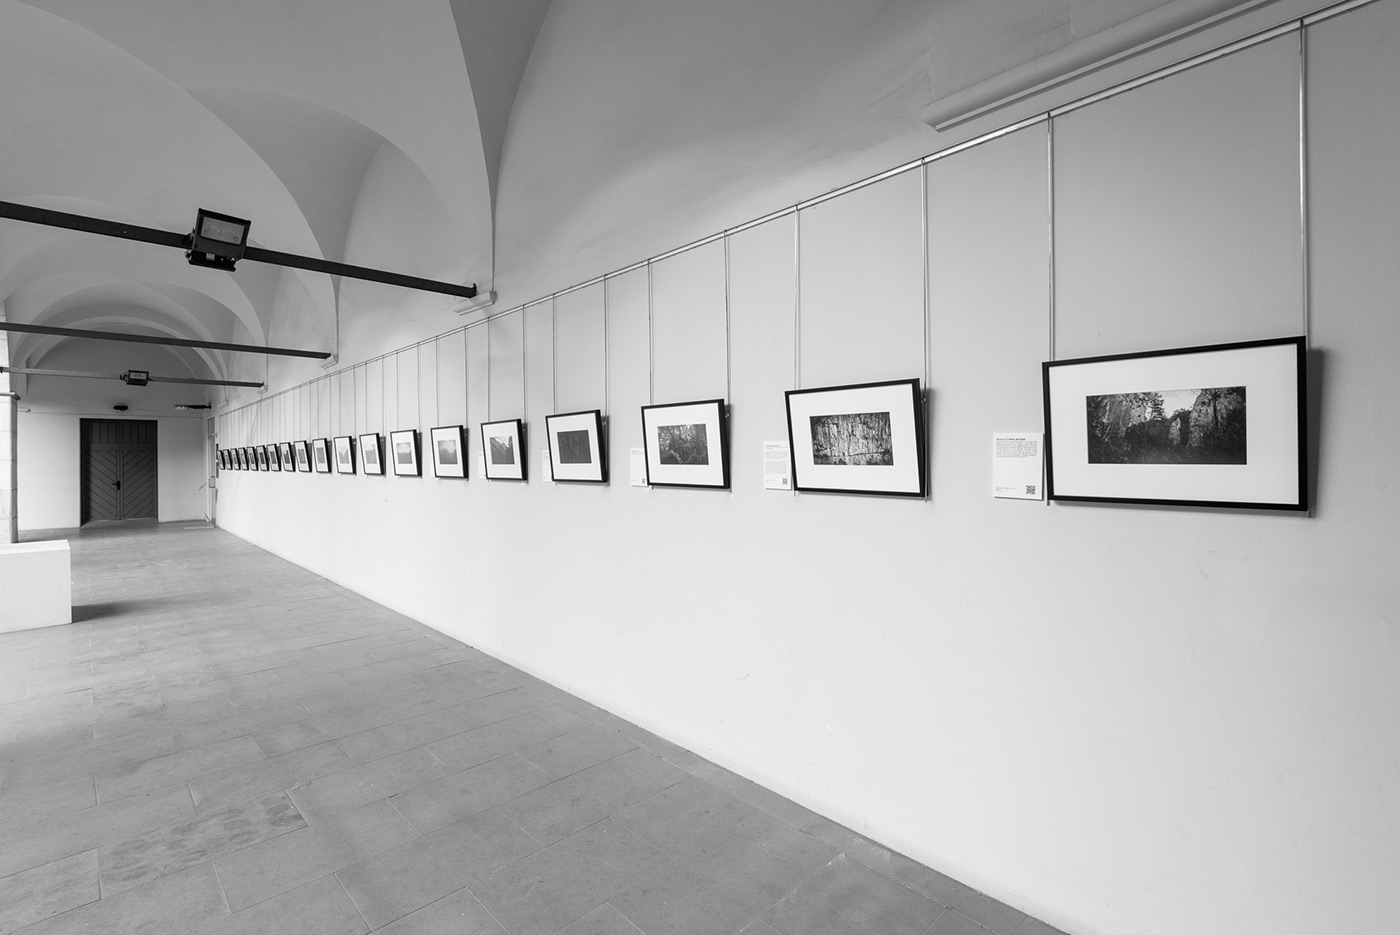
left=1, top=366, right=264, bottom=389
left=0, top=322, right=331, bottom=360
left=0, top=200, right=478, bottom=299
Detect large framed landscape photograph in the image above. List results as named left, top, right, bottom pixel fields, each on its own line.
left=641, top=398, right=729, bottom=489
left=545, top=409, right=607, bottom=483
left=358, top=433, right=384, bottom=476
left=481, top=419, right=526, bottom=481
left=389, top=429, right=421, bottom=477
left=1042, top=336, right=1307, bottom=510
left=785, top=378, right=926, bottom=497
left=429, top=425, right=467, bottom=478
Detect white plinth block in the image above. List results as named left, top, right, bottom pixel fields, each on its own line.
left=0, top=540, right=73, bottom=632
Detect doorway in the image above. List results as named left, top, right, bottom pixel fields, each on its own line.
left=81, top=419, right=158, bottom=524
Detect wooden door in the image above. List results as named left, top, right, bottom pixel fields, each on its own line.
left=81, top=420, right=158, bottom=523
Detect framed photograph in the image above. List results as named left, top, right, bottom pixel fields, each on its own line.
left=480, top=419, right=526, bottom=481
left=359, top=433, right=384, bottom=475
left=389, top=429, right=421, bottom=477
left=785, top=378, right=926, bottom=498
left=545, top=410, right=607, bottom=483
left=294, top=440, right=311, bottom=473
left=277, top=442, right=294, bottom=472
left=256, top=445, right=270, bottom=471
left=641, top=398, right=729, bottom=489
left=1043, top=336, right=1307, bottom=510
left=312, top=438, right=332, bottom=474
left=236, top=448, right=248, bottom=470
left=267, top=443, right=282, bottom=472
left=428, top=425, right=467, bottom=478
left=332, top=435, right=356, bottom=475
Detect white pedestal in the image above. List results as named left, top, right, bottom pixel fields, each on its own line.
left=0, top=540, right=73, bottom=632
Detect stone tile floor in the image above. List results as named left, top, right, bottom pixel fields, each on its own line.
left=1, top=523, right=1067, bottom=935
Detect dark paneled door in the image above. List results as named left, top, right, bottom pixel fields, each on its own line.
left=81, top=420, right=158, bottom=523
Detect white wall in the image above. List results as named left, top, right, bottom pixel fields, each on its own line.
left=215, top=4, right=1400, bottom=935
left=17, top=413, right=209, bottom=530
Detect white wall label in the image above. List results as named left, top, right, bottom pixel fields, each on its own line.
left=763, top=440, right=791, bottom=490
left=630, top=447, right=648, bottom=486
left=993, top=432, right=1043, bottom=500
left=541, top=449, right=553, bottom=484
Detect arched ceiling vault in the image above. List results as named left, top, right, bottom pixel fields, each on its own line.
left=0, top=0, right=552, bottom=408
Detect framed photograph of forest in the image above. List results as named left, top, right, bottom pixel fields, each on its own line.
left=333, top=436, right=356, bottom=475
left=312, top=438, right=333, bottom=474
left=294, top=440, right=312, bottom=473
left=480, top=419, right=526, bottom=481
left=277, top=442, right=294, bottom=472
left=545, top=409, right=607, bottom=483
left=641, top=399, right=729, bottom=489
left=785, top=378, right=926, bottom=497
left=1042, top=336, right=1307, bottom=510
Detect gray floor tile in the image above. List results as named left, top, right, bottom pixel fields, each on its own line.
left=392, top=753, right=554, bottom=834
left=15, top=860, right=227, bottom=935
left=0, top=773, right=97, bottom=832
left=188, top=740, right=354, bottom=812
left=518, top=725, right=638, bottom=779
left=336, top=808, right=539, bottom=929
left=609, top=748, right=690, bottom=790
left=929, top=909, right=992, bottom=935
left=427, top=711, right=566, bottom=771
left=614, top=777, right=757, bottom=857
left=557, top=903, right=647, bottom=935
left=499, top=757, right=663, bottom=846
left=0, top=849, right=101, bottom=932
left=251, top=703, right=391, bottom=756
left=287, top=747, right=453, bottom=823
left=183, top=873, right=368, bottom=935
left=1014, top=917, right=1071, bottom=935
left=370, top=886, right=506, bottom=935
left=733, top=810, right=839, bottom=872
left=763, top=853, right=942, bottom=935
left=474, top=818, right=666, bottom=935
left=611, top=830, right=810, bottom=935
left=97, top=791, right=305, bottom=894
left=214, top=799, right=418, bottom=910
left=95, top=735, right=265, bottom=803
left=0, top=783, right=195, bottom=880
left=1, top=730, right=177, bottom=793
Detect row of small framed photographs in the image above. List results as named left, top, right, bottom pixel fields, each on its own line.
left=218, top=380, right=930, bottom=496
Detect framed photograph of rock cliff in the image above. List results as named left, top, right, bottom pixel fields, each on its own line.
left=480, top=419, right=526, bottom=481
left=785, top=378, right=926, bottom=497
left=1043, top=336, right=1307, bottom=510
left=641, top=399, right=730, bottom=489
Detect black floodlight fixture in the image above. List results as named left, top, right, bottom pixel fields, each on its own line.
left=187, top=208, right=250, bottom=270
left=121, top=369, right=150, bottom=386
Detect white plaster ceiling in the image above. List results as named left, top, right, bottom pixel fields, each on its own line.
left=0, top=0, right=549, bottom=405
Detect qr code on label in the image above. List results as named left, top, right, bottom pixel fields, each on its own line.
left=1025, top=485, right=1037, bottom=496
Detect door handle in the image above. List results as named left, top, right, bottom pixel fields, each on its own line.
left=112, top=480, right=122, bottom=490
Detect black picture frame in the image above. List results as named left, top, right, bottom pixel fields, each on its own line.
left=359, top=433, right=385, bottom=476
left=332, top=435, right=356, bottom=475
left=785, top=378, right=926, bottom=497
left=389, top=429, right=421, bottom=477
left=312, top=438, right=332, bottom=474
left=1043, top=336, right=1307, bottom=510
left=237, top=448, right=249, bottom=470
left=256, top=445, right=270, bottom=471
left=428, top=425, right=467, bottom=479
left=294, top=440, right=312, bottom=473
left=277, top=441, right=294, bottom=472
left=480, top=419, right=527, bottom=481
left=640, top=398, right=730, bottom=489
left=545, top=409, right=607, bottom=483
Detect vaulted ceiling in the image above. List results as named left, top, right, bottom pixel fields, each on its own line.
left=0, top=0, right=550, bottom=408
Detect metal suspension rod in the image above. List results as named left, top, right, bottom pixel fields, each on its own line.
left=0, top=200, right=478, bottom=299
left=0, top=363, right=263, bottom=386
left=0, top=366, right=264, bottom=389
left=0, top=321, right=330, bottom=359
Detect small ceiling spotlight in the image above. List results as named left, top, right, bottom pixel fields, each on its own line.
left=120, top=370, right=150, bottom=386
left=174, top=404, right=212, bottom=411
left=186, top=208, right=250, bottom=270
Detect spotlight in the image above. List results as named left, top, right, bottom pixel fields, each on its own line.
left=187, top=208, right=250, bottom=270
left=120, top=370, right=150, bottom=386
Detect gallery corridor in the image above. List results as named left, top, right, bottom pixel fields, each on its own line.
left=0, top=523, right=1052, bottom=935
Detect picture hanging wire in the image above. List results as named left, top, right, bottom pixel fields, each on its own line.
left=723, top=233, right=732, bottom=406
left=1297, top=23, right=1311, bottom=345
left=1047, top=115, right=1058, bottom=364
left=550, top=296, right=557, bottom=414
left=646, top=261, right=655, bottom=406
left=602, top=279, right=610, bottom=418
